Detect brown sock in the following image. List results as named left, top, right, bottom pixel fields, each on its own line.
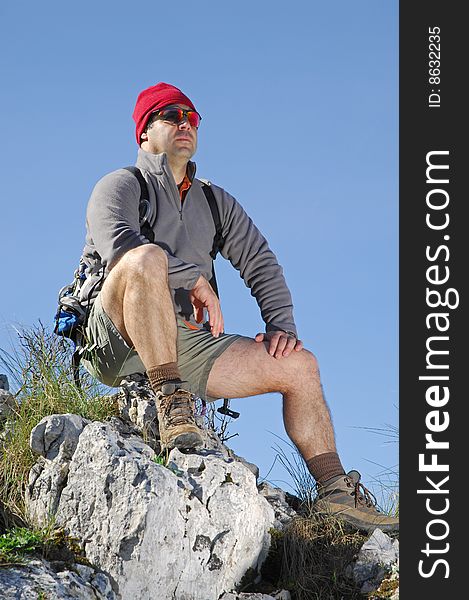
left=147, top=362, right=181, bottom=393
left=306, top=452, right=345, bottom=486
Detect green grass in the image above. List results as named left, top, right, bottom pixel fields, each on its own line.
left=0, top=524, right=87, bottom=568
left=152, top=450, right=169, bottom=466
left=0, top=323, right=118, bottom=527
left=0, top=527, right=47, bottom=564
left=0, top=527, right=43, bottom=560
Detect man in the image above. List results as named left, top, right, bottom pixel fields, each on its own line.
left=77, top=82, right=398, bottom=533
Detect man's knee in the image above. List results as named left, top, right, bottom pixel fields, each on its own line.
left=115, top=244, right=168, bottom=281
left=277, top=348, right=321, bottom=397
left=287, top=348, right=320, bottom=380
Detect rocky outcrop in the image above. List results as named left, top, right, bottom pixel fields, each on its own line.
left=0, top=557, right=116, bottom=599
left=26, top=413, right=90, bottom=524
left=220, top=593, right=291, bottom=600
left=346, top=528, right=399, bottom=597
left=25, top=414, right=276, bottom=600
left=257, top=483, right=298, bottom=532
left=0, top=374, right=15, bottom=423
left=115, top=373, right=160, bottom=446
left=0, top=374, right=9, bottom=392
left=1, top=371, right=399, bottom=598
left=0, top=375, right=17, bottom=451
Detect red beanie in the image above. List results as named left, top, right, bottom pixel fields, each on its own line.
left=132, top=82, right=197, bottom=145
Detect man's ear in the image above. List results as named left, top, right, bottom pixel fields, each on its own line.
left=141, top=132, right=148, bottom=141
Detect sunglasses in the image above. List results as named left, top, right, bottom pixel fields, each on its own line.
left=151, top=107, right=202, bottom=128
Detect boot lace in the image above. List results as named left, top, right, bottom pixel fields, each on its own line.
left=159, top=389, right=197, bottom=428
left=345, top=476, right=378, bottom=509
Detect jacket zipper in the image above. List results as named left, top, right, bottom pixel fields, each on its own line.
left=163, top=163, right=184, bottom=221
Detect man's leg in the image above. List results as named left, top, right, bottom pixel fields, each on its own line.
left=100, top=245, right=177, bottom=368
left=206, top=338, right=399, bottom=533
left=100, top=244, right=203, bottom=449
left=206, top=338, right=338, bottom=468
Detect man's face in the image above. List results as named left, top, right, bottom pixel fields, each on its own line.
left=141, top=104, right=198, bottom=160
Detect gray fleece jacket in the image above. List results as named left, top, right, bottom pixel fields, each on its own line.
left=79, top=148, right=297, bottom=336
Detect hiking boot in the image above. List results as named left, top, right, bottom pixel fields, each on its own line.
left=313, top=470, right=399, bottom=533
left=155, top=382, right=204, bottom=451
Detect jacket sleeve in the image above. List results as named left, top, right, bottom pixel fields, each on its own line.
left=86, top=169, right=148, bottom=270
left=86, top=170, right=201, bottom=287
left=215, top=185, right=298, bottom=337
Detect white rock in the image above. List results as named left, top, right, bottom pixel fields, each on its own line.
left=29, top=413, right=89, bottom=460
left=220, top=592, right=290, bottom=600
left=25, top=414, right=90, bottom=525
left=0, top=389, right=15, bottom=421
left=27, top=418, right=275, bottom=600
left=258, top=482, right=298, bottom=530
left=0, top=557, right=116, bottom=599
left=348, top=527, right=399, bottom=595
left=0, top=373, right=9, bottom=390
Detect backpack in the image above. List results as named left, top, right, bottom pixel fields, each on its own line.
left=54, top=166, right=225, bottom=343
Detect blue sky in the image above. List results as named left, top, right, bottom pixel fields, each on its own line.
left=0, top=1, right=398, bottom=499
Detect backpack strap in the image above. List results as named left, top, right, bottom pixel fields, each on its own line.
left=123, top=166, right=155, bottom=243
left=200, top=181, right=225, bottom=297
left=199, top=182, right=225, bottom=259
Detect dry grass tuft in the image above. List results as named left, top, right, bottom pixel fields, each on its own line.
left=281, top=509, right=367, bottom=599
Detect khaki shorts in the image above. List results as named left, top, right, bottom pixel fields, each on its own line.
left=80, top=294, right=244, bottom=400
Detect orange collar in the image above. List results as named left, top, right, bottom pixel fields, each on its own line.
left=178, top=173, right=192, bottom=202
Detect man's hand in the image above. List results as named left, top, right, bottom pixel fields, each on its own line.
left=189, top=275, right=224, bottom=337
left=255, top=330, right=304, bottom=359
